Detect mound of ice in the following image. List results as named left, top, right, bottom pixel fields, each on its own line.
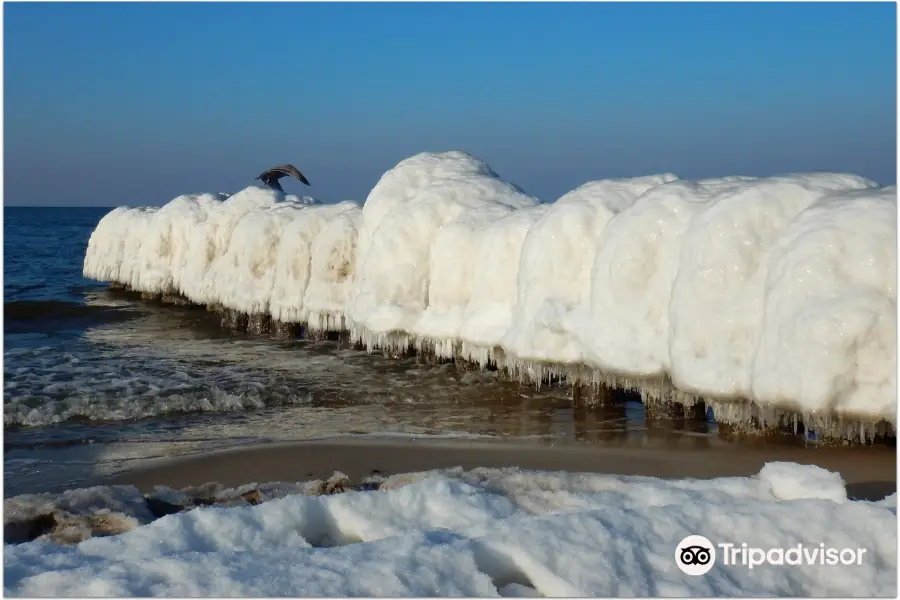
left=84, top=207, right=136, bottom=284
left=269, top=202, right=360, bottom=324
left=355, top=151, right=499, bottom=262
left=204, top=200, right=311, bottom=315
left=412, top=204, right=518, bottom=348
left=4, top=463, right=896, bottom=596
left=131, top=194, right=224, bottom=295
left=348, top=173, right=538, bottom=341
left=180, top=187, right=289, bottom=304
left=502, top=173, right=680, bottom=368
left=458, top=205, right=550, bottom=366
left=581, top=177, right=761, bottom=377
left=668, top=174, right=879, bottom=399
left=84, top=206, right=160, bottom=288
left=81, top=151, right=898, bottom=425
left=750, top=187, right=897, bottom=419
left=304, top=207, right=364, bottom=332
left=757, top=462, right=848, bottom=503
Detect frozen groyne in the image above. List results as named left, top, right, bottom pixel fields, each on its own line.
left=83, top=151, right=898, bottom=442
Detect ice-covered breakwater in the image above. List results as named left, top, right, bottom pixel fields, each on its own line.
left=83, top=151, right=897, bottom=442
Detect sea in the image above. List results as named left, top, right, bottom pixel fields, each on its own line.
left=4, top=206, right=725, bottom=497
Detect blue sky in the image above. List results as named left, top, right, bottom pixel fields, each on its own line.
left=4, top=1, right=896, bottom=206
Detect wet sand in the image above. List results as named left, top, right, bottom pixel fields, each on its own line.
left=107, top=438, right=897, bottom=501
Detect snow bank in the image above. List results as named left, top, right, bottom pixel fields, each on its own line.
left=501, top=173, right=679, bottom=370
left=750, top=187, right=898, bottom=420
left=304, top=206, right=363, bottom=332
left=458, top=205, right=550, bottom=366
left=269, top=201, right=360, bottom=324
left=355, top=151, right=499, bottom=264
left=131, top=194, right=225, bottom=295
left=4, top=463, right=896, bottom=596
left=668, top=174, right=881, bottom=400
left=84, top=206, right=159, bottom=288
left=204, top=200, right=309, bottom=315
left=348, top=173, right=538, bottom=342
left=82, top=151, right=898, bottom=426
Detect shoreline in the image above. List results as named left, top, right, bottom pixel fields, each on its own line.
left=95, top=286, right=895, bottom=446
left=105, top=437, right=898, bottom=501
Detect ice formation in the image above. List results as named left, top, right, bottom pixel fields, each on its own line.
left=303, top=207, right=363, bottom=331
left=349, top=173, right=538, bottom=341
left=268, top=201, right=359, bottom=324
left=4, top=463, right=897, bottom=596
left=502, top=173, right=680, bottom=369
left=82, top=150, right=898, bottom=431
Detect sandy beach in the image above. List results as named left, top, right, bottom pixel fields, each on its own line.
left=106, top=438, right=898, bottom=501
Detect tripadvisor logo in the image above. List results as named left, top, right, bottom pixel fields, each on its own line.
left=675, top=535, right=716, bottom=576
left=675, top=535, right=868, bottom=575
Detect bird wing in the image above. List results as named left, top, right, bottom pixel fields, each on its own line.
left=267, top=164, right=310, bottom=186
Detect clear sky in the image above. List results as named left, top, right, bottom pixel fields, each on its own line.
left=4, top=1, right=897, bottom=206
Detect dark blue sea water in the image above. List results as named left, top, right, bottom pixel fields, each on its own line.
left=4, top=207, right=722, bottom=495
left=5, top=207, right=106, bottom=305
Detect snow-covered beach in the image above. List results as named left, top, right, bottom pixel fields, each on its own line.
left=4, top=454, right=897, bottom=597
left=6, top=0, right=895, bottom=595
left=48, top=149, right=896, bottom=596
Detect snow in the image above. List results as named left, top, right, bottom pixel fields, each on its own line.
left=81, top=150, right=898, bottom=426
left=4, top=463, right=896, bottom=596
left=132, top=193, right=225, bottom=296
left=459, top=205, right=550, bottom=366
left=268, top=201, right=359, bottom=324
left=348, top=173, right=538, bottom=341
left=502, top=173, right=680, bottom=368
left=304, top=206, right=363, bottom=332
left=179, top=187, right=315, bottom=306
left=205, top=200, right=309, bottom=315
left=757, top=462, right=848, bottom=503
left=749, top=187, right=898, bottom=420
left=668, top=174, right=882, bottom=400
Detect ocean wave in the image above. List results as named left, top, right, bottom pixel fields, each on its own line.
left=4, top=386, right=312, bottom=428
left=3, top=341, right=314, bottom=428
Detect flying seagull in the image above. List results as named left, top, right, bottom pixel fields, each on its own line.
left=256, top=164, right=311, bottom=192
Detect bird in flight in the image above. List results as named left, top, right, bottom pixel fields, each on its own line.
left=256, top=164, right=311, bottom=192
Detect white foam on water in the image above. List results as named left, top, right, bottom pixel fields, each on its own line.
left=2, top=342, right=314, bottom=427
